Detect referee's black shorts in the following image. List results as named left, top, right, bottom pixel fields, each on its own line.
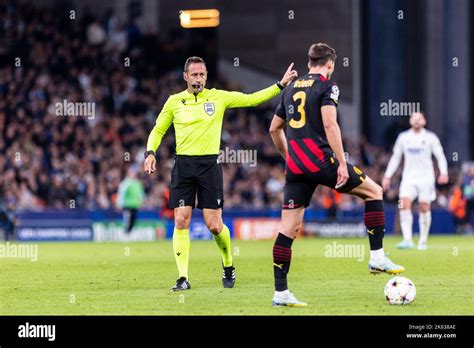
left=169, top=154, right=224, bottom=210
left=283, top=155, right=367, bottom=210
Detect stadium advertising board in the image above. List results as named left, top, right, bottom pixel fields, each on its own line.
left=302, top=220, right=367, bottom=238
left=233, top=218, right=280, bottom=240
left=93, top=220, right=166, bottom=242
left=164, top=218, right=214, bottom=240
left=17, top=223, right=93, bottom=241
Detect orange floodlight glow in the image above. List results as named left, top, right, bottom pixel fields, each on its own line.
left=179, top=9, right=220, bottom=28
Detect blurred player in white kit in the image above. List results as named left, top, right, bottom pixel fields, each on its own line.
left=382, top=112, right=449, bottom=250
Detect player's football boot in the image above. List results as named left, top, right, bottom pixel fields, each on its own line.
left=368, top=256, right=405, bottom=274
left=272, top=292, right=308, bottom=307
left=396, top=240, right=414, bottom=249
left=170, top=277, right=191, bottom=291
left=417, top=242, right=428, bottom=250
left=222, top=264, right=236, bottom=288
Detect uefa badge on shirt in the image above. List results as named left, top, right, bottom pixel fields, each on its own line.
left=204, top=102, right=215, bottom=116
left=330, top=85, right=339, bottom=104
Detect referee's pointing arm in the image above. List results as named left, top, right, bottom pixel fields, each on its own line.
left=144, top=59, right=298, bottom=175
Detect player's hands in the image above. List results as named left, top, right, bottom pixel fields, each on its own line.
left=437, top=174, right=449, bottom=184
left=279, top=62, right=298, bottom=87
left=382, top=177, right=391, bottom=191
left=335, top=163, right=349, bottom=190
left=144, top=155, right=156, bottom=174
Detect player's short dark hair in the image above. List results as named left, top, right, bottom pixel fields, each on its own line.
left=308, top=43, right=337, bottom=67
left=184, top=56, right=206, bottom=72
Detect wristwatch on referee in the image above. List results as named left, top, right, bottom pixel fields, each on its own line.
left=276, top=81, right=285, bottom=90
left=144, top=150, right=155, bottom=159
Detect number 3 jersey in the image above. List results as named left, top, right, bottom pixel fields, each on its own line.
left=274, top=74, right=339, bottom=175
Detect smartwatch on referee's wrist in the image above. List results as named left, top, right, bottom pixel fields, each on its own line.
left=144, top=150, right=155, bottom=159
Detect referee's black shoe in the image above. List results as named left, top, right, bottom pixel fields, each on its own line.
left=222, top=265, right=236, bottom=288
left=170, top=277, right=191, bottom=291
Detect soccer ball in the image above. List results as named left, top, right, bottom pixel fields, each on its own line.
left=384, top=276, right=416, bottom=305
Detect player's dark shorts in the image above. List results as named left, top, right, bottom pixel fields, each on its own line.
left=169, top=154, right=224, bottom=209
left=283, top=155, right=367, bottom=209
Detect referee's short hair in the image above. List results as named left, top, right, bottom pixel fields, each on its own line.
left=184, top=56, right=206, bottom=72
left=308, top=43, right=337, bottom=67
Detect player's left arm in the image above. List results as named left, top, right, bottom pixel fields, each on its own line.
left=223, top=63, right=298, bottom=108
left=269, top=115, right=287, bottom=159
left=431, top=134, right=449, bottom=184
left=269, top=90, right=289, bottom=159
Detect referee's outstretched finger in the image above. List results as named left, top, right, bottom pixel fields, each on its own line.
left=286, top=62, right=294, bottom=72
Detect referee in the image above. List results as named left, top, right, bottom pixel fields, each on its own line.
left=144, top=56, right=297, bottom=291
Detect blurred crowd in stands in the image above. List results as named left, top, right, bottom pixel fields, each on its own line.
left=0, top=2, right=470, bottom=227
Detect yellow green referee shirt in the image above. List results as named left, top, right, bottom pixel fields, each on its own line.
left=146, top=84, right=281, bottom=156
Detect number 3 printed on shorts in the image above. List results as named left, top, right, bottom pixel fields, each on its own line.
left=289, top=91, right=306, bottom=129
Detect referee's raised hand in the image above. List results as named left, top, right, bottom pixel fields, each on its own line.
left=279, top=62, right=298, bottom=87
left=144, top=155, right=156, bottom=174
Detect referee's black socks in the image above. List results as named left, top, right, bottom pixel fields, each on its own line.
left=273, top=233, right=294, bottom=292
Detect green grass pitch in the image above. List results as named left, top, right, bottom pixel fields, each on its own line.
left=1, top=235, right=472, bottom=315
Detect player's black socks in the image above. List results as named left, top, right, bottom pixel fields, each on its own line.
left=273, top=233, right=294, bottom=291
left=363, top=200, right=385, bottom=250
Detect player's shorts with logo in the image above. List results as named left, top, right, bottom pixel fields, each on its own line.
left=399, top=179, right=436, bottom=202
left=283, top=155, right=367, bottom=209
left=169, top=155, right=224, bottom=209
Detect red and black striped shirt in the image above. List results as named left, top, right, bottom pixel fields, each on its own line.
left=275, top=73, right=339, bottom=175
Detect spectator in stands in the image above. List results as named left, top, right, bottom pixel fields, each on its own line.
left=319, top=187, right=342, bottom=219
left=449, top=163, right=474, bottom=235
left=462, top=164, right=474, bottom=226
left=449, top=186, right=468, bottom=234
